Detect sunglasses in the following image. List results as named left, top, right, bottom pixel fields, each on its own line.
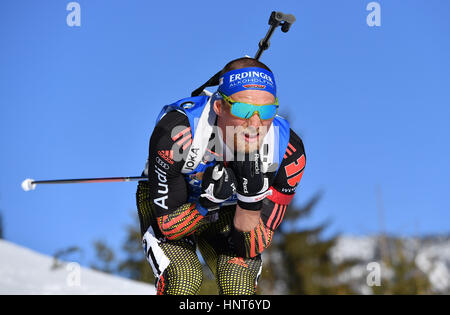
left=218, top=92, right=279, bottom=120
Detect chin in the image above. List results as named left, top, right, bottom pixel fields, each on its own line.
left=234, top=137, right=261, bottom=155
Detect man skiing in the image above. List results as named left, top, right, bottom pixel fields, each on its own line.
left=136, top=57, right=306, bottom=295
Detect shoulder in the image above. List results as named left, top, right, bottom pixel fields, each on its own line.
left=155, top=110, right=190, bottom=133
left=283, top=128, right=306, bottom=162
left=151, top=111, right=191, bottom=144
left=270, top=128, right=306, bottom=196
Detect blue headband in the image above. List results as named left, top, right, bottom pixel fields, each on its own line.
left=218, top=67, right=276, bottom=97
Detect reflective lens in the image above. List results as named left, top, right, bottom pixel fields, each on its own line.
left=230, top=103, right=278, bottom=120
left=219, top=92, right=279, bottom=120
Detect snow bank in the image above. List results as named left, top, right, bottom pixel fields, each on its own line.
left=0, top=240, right=155, bottom=295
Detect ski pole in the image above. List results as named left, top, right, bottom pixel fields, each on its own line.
left=21, top=176, right=147, bottom=191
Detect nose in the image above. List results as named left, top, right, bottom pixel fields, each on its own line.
left=247, top=112, right=262, bottom=128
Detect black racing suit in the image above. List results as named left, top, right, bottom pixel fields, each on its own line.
left=136, top=111, right=306, bottom=295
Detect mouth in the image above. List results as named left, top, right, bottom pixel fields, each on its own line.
left=243, top=132, right=259, bottom=143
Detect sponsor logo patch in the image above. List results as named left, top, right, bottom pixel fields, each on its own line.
left=243, top=84, right=266, bottom=89
left=227, top=257, right=248, bottom=268
left=284, top=154, right=305, bottom=187
left=153, top=165, right=169, bottom=210
left=185, top=147, right=199, bottom=171
left=155, top=156, right=170, bottom=170
left=181, top=101, right=195, bottom=109
left=158, top=150, right=174, bottom=165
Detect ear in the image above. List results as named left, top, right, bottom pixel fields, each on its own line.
left=213, top=99, right=222, bottom=116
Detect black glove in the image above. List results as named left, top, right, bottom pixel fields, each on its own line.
left=229, top=151, right=272, bottom=211
left=199, top=163, right=237, bottom=212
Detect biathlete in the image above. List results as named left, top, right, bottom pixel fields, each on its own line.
left=136, top=57, right=306, bottom=295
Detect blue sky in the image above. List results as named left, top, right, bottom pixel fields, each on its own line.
left=1, top=0, right=449, bottom=266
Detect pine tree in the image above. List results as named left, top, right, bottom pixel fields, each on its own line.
left=371, top=238, right=431, bottom=294
left=51, top=246, right=82, bottom=269
left=117, top=214, right=154, bottom=283
left=90, top=240, right=116, bottom=274
left=259, top=192, right=358, bottom=294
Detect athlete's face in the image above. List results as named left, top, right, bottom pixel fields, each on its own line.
left=213, top=89, right=275, bottom=154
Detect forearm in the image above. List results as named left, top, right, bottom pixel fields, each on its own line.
left=231, top=213, right=274, bottom=258
left=157, top=202, right=207, bottom=240
left=232, top=198, right=286, bottom=258
left=233, top=204, right=261, bottom=232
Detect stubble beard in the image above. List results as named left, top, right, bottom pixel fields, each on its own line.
left=231, top=125, right=267, bottom=155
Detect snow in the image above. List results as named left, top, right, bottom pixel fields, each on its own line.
left=329, top=235, right=450, bottom=294
left=0, top=239, right=155, bottom=295
left=2, top=235, right=449, bottom=295
left=414, top=238, right=450, bottom=292
left=330, top=236, right=377, bottom=264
